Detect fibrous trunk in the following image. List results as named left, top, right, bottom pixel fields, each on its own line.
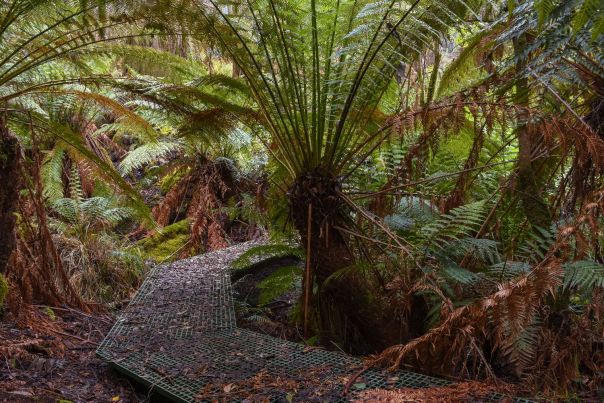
left=0, top=118, right=20, bottom=274
left=514, top=35, right=551, bottom=229
left=289, top=168, right=401, bottom=354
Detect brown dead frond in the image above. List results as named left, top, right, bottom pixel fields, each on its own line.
left=370, top=189, right=604, bottom=393
left=353, top=381, right=517, bottom=403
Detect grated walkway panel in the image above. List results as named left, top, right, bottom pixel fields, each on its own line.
left=97, top=241, right=532, bottom=402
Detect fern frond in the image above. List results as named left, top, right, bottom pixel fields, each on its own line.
left=442, top=264, right=481, bottom=285
left=256, top=266, right=303, bottom=306
left=119, top=140, right=182, bottom=176
left=447, top=237, right=501, bottom=264
left=489, top=261, right=532, bottom=280
left=516, top=226, right=556, bottom=263
left=421, top=200, right=487, bottom=250
left=563, top=260, right=604, bottom=292
left=231, top=244, right=304, bottom=271
left=52, top=197, right=80, bottom=224
left=32, top=116, right=154, bottom=225
left=41, top=146, right=66, bottom=202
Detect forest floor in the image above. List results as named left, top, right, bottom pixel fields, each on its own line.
left=0, top=306, right=517, bottom=403
left=0, top=307, right=147, bottom=403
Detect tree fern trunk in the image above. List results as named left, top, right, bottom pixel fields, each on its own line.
left=290, top=169, right=401, bottom=353
left=0, top=118, right=20, bottom=274
left=514, top=35, right=551, bottom=229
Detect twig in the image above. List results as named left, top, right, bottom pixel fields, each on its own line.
left=33, top=304, right=111, bottom=323
left=304, top=202, right=312, bottom=339
left=47, top=329, right=96, bottom=345
left=342, top=366, right=370, bottom=397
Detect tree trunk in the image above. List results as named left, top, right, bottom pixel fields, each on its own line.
left=0, top=118, right=20, bottom=274
left=514, top=35, right=551, bottom=229
left=290, top=169, right=402, bottom=354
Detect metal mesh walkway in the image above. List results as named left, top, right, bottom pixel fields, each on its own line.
left=97, top=241, right=532, bottom=402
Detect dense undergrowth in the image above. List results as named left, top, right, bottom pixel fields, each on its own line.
left=0, top=0, right=602, bottom=400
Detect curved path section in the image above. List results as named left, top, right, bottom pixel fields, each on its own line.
left=97, top=242, right=529, bottom=402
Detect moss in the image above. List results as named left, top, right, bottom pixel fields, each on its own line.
left=42, top=307, right=56, bottom=320
left=0, top=274, right=8, bottom=307
left=158, top=167, right=189, bottom=194
left=138, top=220, right=193, bottom=262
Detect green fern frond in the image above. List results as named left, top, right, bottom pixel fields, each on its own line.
left=41, top=146, right=66, bottom=202
left=52, top=198, right=80, bottom=224
left=446, top=237, right=501, bottom=264
left=80, top=197, right=134, bottom=226
left=436, top=28, right=497, bottom=98
left=84, top=43, right=206, bottom=80
left=231, top=244, right=304, bottom=271
left=563, top=260, right=604, bottom=292
left=535, top=0, right=560, bottom=29
left=516, top=226, right=556, bottom=263
left=442, top=264, right=482, bottom=285
left=69, top=165, right=84, bottom=203
left=421, top=200, right=487, bottom=250
left=573, top=0, right=601, bottom=34
left=119, top=140, right=182, bottom=176
left=489, top=261, right=532, bottom=280
left=257, top=266, right=303, bottom=306
left=33, top=116, right=154, bottom=226
left=384, top=214, right=416, bottom=231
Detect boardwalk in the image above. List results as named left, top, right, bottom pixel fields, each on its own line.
left=97, top=242, right=529, bottom=402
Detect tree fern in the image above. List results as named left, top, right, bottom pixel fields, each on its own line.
left=489, top=260, right=532, bottom=281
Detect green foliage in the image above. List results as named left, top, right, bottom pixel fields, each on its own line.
left=222, top=193, right=268, bottom=230
left=0, top=274, right=8, bottom=307
left=42, top=307, right=57, bottom=321
left=196, top=0, right=479, bottom=185
left=516, top=226, right=556, bottom=263
left=563, top=260, right=604, bottom=293
left=231, top=244, right=304, bottom=271
left=119, top=140, right=182, bottom=176
left=52, top=197, right=134, bottom=228
left=41, top=146, right=66, bottom=203
left=421, top=201, right=487, bottom=251
left=256, top=266, right=303, bottom=306
left=442, top=264, right=481, bottom=285
left=138, top=220, right=192, bottom=262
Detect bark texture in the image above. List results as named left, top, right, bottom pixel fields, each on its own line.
left=0, top=119, right=20, bottom=274
left=290, top=169, right=401, bottom=354
left=514, top=36, right=551, bottom=229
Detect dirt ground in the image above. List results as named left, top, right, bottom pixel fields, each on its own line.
left=0, top=306, right=148, bottom=403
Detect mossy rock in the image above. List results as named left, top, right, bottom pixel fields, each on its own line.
left=0, top=273, right=8, bottom=307
left=138, top=220, right=194, bottom=262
